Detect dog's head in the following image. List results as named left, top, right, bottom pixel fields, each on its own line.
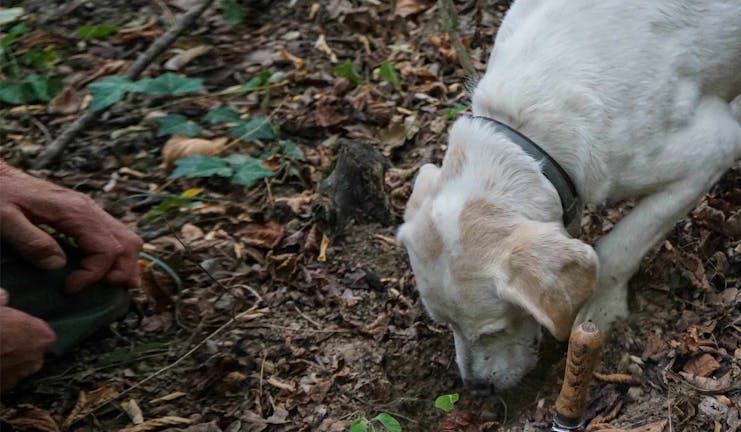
left=398, top=120, right=598, bottom=390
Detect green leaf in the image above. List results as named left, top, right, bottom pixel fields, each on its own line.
left=444, top=104, right=467, bottom=121
left=157, top=113, right=202, bottom=137
left=374, top=413, right=401, bottom=432
left=1, top=23, right=27, bottom=50
left=170, top=155, right=233, bottom=179
left=77, top=24, right=119, bottom=39
left=0, top=7, right=25, bottom=26
left=220, top=0, right=246, bottom=25
left=279, top=139, right=304, bottom=161
left=379, top=60, right=401, bottom=91
left=434, top=393, right=460, bottom=412
left=134, top=72, right=204, bottom=96
left=239, top=70, right=272, bottom=92
left=20, top=46, right=58, bottom=70
left=230, top=117, right=275, bottom=142
left=0, top=80, right=27, bottom=104
left=88, top=75, right=135, bottom=111
left=25, top=74, right=62, bottom=101
left=334, top=61, right=362, bottom=85
left=349, top=419, right=368, bottom=432
left=203, top=106, right=241, bottom=124
left=231, top=157, right=274, bottom=187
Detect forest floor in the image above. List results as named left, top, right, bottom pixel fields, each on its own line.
left=0, top=1, right=739, bottom=431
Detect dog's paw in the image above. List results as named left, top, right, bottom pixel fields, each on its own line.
left=574, top=284, right=629, bottom=335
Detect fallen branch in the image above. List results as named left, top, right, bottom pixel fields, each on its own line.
left=32, top=0, right=216, bottom=169
left=437, top=0, right=477, bottom=78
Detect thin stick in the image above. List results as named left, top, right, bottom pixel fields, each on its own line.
left=437, top=0, right=477, bottom=78
left=32, top=0, right=216, bottom=169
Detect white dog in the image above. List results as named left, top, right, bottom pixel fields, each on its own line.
left=398, top=0, right=741, bottom=390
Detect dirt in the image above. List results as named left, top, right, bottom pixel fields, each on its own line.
left=0, top=1, right=739, bottom=431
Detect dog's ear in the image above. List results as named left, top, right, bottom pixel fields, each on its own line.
left=404, top=163, right=440, bottom=221
left=501, top=221, right=598, bottom=341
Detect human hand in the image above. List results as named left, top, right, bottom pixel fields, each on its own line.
left=0, top=161, right=143, bottom=291
left=0, top=288, right=56, bottom=390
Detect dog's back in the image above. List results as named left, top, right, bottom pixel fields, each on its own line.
left=472, top=0, right=741, bottom=200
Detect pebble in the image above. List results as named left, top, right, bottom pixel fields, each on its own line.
left=627, top=386, right=644, bottom=402
left=698, top=396, right=729, bottom=422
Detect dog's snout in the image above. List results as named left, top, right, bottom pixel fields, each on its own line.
left=464, top=379, right=495, bottom=395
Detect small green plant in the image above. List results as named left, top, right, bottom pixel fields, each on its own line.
left=87, top=73, right=204, bottom=111
left=434, top=393, right=460, bottom=412
left=334, top=61, right=362, bottom=86
left=77, top=24, right=118, bottom=39
left=349, top=413, right=401, bottom=432
left=444, top=104, right=467, bottom=121
left=0, top=20, right=62, bottom=104
left=170, top=154, right=274, bottom=187
left=379, top=60, right=401, bottom=91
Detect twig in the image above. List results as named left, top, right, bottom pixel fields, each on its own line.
left=32, top=0, right=216, bottom=169
left=437, top=0, right=477, bottom=78
left=30, top=116, right=53, bottom=144
left=114, top=306, right=256, bottom=399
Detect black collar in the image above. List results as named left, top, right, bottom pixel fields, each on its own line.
left=471, top=116, right=582, bottom=236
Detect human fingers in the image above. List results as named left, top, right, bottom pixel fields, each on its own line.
left=0, top=206, right=67, bottom=270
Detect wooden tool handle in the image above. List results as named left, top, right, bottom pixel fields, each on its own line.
left=555, top=322, right=603, bottom=422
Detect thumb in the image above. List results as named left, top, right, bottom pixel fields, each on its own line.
left=0, top=288, right=7, bottom=306
left=1, top=207, right=67, bottom=270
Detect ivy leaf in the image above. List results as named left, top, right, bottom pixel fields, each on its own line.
left=334, top=61, right=362, bottom=85
left=0, top=80, right=28, bottom=104
left=134, top=72, right=204, bottom=95
left=279, top=140, right=305, bottom=161
left=349, top=419, right=368, bottom=432
left=157, top=114, right=202, bottom=137
left=379, top=60, right=401, bottom=90
left=77, top=24, right=118, bottom=39
left=0, top=7, right=25, bottom=26
left=203, top=106, right=241, bottom=124
left=25, top=74, right=62, bottom=101
left=230, top=117, right=275, bottom=142
left=220, top=0, right=246, bottom=25
left=87, top=75, right=134, bottom=111
left=169, top=155, right=233, bottom=179
left=434, top=393, right=460, bottom=412
left=1, top=23, right=27, bottom=49
left=231, top=158, right=274, bottom=187
left=374, top=413, right=401, bottom=432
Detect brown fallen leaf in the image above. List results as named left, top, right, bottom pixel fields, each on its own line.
left=679, top=371, right=735, bottom=393
left=162, top=136, right=228, bottom=170
left=674, top=250, right=710, bottom=290
left=682, top=353, right=721, bottom=378
left=121, top=399, right=144, bottom=425
left=49, top=87, right=84, bottom=115
left=117, top=20, right=162, bottom=44
left=237, top=220, right=285, bottom=249
left=63, top=383, right=122, bottom=430
left=275, top=191, right=313, bottom=215
left=0, top=404, right=60, bottom=432
left=395, top=0, right=431, bottom=17
left=118, top=416, right=191, bottom=432
left=164, top=45, right=212, bottom=71
left=279, top=50, right=305, bottom=70
left=592, top=419, right=668, bottom=432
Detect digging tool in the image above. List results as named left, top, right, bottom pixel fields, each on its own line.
left=551, top=321, right=603, bottom=432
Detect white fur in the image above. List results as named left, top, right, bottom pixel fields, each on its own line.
left=399, top=0, right=741, bottom=390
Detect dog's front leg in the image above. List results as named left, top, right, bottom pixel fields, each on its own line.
left=577, top=97, right=741, bottom=333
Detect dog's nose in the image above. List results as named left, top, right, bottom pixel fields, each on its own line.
left=464, top=379, right=494, bottom=395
